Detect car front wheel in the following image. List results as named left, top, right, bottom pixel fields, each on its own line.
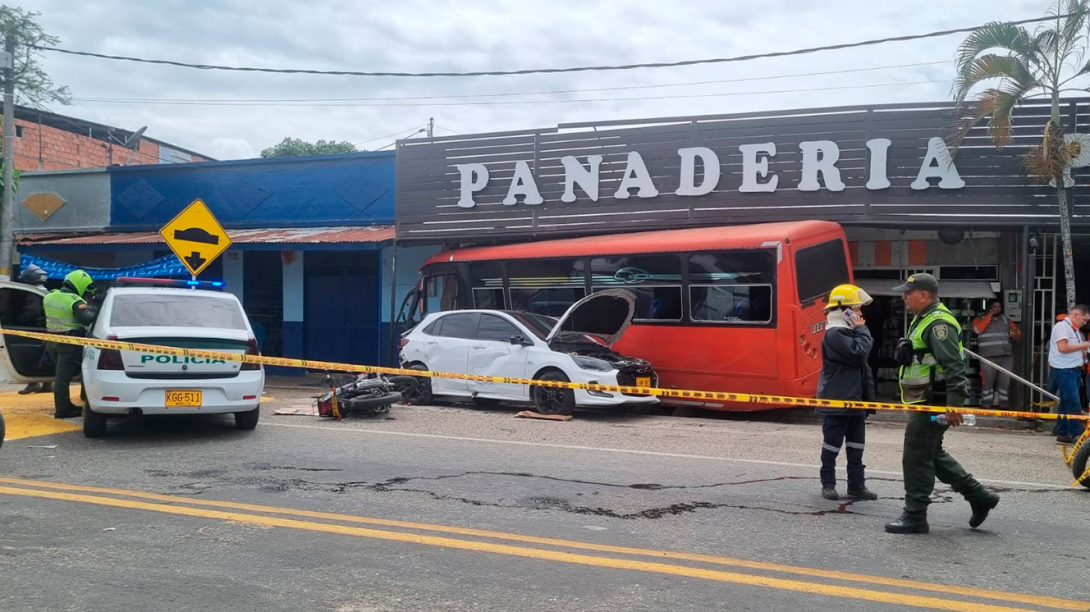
left=235, top=407, right=260, bottom=430
left=533, top=370, right=575, bottom=416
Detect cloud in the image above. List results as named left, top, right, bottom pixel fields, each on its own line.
left=209, top=137, right=255, bottom=160
left=19, top=0, right=1053, bottom=158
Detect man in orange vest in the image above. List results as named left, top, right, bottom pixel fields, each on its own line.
left=972, top=300, right=1021, bottom=408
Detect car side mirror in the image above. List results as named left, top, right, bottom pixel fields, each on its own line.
left=510, top=334, right=531, bottom=346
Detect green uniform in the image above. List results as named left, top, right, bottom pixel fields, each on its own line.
left=42, top=288, right=96, bottom=415
left=899, top=301, right=988, bottom=516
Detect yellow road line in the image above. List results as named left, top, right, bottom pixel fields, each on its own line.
left=0, top=477, right=1083, bottom=612
left=0, top=391, right=80, bottom=440
left=0, top=484, right=1061, bottom=612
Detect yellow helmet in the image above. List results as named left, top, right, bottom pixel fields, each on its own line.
left=826, top=284, right=873, bottom=311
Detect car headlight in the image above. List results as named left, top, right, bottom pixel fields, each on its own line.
left=572, top=355, right=613, bottom=372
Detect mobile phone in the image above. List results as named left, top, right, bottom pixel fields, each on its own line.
left=841, top=310, right=859, bottom=325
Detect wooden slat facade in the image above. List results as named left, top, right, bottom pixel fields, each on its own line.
left=396, top=99, right=1090, bottom=242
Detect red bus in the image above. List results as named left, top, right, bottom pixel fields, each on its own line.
left=407, top=221, right=852, bottom=411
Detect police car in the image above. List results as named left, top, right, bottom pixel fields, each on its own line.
left=0, top=277, right=264, bottom=437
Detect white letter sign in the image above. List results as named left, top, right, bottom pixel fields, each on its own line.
left=911, top=137, right=965, bottom=190
left=456, top=163, right=489, bottom=208
left=739, top=143, right=778, bottom=193
left=798, top=140, right=845, bottom=192
left=676, top=147, right=721, bottom=196
left=865, top=138, right=892, bottom=190
left=614, top=152, right=659, bottom=199
left=561, top=155, right=603, bottom=203
left=503, top=160, right=544, bottom=205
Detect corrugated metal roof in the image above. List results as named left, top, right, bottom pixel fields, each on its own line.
left=17, top=225, right=396, bottom=246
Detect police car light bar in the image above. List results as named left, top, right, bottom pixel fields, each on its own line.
left=115, top=277, right=225, bottom=289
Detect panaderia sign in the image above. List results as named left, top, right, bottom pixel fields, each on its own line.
left=395, top=100, right=1090, bottom=242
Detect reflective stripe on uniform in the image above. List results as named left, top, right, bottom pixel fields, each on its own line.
left=821, top=443, right=840, bottom=453
left=845, top=442, right=865, bottom=450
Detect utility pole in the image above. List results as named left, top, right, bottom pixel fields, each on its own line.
left=0, top=35, right=16, bottom=281
left=427, top=117, right=434, bottom=139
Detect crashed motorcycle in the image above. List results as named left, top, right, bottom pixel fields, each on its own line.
left=316, top=373, right=417, bottom=419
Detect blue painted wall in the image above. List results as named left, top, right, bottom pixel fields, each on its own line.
left=108, top=151, right=395, bottom=230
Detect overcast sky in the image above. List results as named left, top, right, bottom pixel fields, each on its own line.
left=18, top=0, right=1051, bottom=160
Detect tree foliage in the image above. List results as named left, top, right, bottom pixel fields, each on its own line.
left=260, top=138, right=359, bottom=158
left=0, top=6, right=72, bottom=107
left=949, top=0, right=1090, bottom=308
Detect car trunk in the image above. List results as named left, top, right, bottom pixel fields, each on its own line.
left=112, top=327, right=251, bottom=379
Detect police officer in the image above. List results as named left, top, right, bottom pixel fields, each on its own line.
left=885, top=273, right=1000, bottom=534
left=43, top=270, right=98, bottom=419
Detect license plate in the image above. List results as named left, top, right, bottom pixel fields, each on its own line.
left=165, top=390, right=202, bottom=407
left=636, top=377, right=652, bottom=388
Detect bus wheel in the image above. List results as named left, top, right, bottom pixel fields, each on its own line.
left=534, top=370, right=575, bottom=416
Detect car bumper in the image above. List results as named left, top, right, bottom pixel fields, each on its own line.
left=570, top=370, right=660, bottom=407
left=84, top=371, right=265, bottom=415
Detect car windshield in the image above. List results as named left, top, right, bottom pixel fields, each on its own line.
left=110, top=294, right=248, bottom=330
left=510, top=312, right=557, bottom=340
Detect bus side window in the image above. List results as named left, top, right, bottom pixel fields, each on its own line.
left=469, top=262, right=506, bottom=309
left=508, top=258, right=586, bottom=317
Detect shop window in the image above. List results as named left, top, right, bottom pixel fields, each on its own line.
left=795, top=239, right=850, bottom=302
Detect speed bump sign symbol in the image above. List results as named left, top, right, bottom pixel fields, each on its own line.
left=160, top=199, right=232, bottom=277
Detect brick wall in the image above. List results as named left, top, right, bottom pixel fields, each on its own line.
left=10, top=117, right=202, bottom=171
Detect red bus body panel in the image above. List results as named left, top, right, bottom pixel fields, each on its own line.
left=420, top=221, right=852, bottom=411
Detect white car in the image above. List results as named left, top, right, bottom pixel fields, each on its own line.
left=399, top=289, right=659, bottom=415
left=0, top=280, right=264, bottom=438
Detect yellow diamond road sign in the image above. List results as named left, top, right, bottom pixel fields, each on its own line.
left=160, top=199, right=232, bottom=277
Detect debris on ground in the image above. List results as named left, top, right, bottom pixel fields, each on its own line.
left=514, top=410, right=573, bottom=422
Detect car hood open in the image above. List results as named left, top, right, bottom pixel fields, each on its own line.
left=545, top=289, right=636, bottom=348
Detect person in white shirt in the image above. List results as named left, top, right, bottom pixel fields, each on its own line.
left=1048, top=304, right=1090, bottom=444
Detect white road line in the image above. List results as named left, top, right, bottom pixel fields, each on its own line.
left=263, top=422, right=1071, bottom=490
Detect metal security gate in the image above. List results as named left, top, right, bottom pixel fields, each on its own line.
left=1031, top=234, right=1059, bottom=404
left=244, top=252, right=284, bottom=358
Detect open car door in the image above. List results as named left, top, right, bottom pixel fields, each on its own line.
left=0, top=281, right=55, bottom=384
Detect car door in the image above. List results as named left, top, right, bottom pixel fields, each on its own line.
left=424, top=312, right=476, bottom=396
left=0, top=282, right=54, bottom=384
left=468, top=313, right=531, bottom=399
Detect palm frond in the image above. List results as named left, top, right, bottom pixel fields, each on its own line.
left=1024, top=121, right=1078, bottom=184
left=955, top=22, right=1038, bottom=74
left=953, top=54, right=1039, bottom=106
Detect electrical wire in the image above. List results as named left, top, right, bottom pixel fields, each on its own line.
left=34, top=14, right=1066, bottom=78
left=70, top=79, right=955, bottom=108
left=352, top=124, right=428, bottom=147
left=68, top=60, right=953, bottom=105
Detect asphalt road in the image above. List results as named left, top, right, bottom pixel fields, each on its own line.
left=1, top=385, right=1088, bottom=612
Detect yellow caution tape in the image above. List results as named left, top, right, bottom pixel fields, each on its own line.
left=3, top=326, right=1087, bottom=423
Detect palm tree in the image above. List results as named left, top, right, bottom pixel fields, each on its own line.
left=951, top=0, right=1090, bottom=310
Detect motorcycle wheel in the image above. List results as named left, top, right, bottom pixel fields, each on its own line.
left=339, top=392, right=402, bottom=415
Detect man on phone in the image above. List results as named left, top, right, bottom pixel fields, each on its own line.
left=815, top=284, right=878, bottom=502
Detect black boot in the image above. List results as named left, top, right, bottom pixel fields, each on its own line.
left=53, top=406, right=82, bottom=419
left=969, top=492, right=1000, bottom=528
left=19, top=383, right=41, bottom=395
left=847, top=486, right=878, bottom=501
left=885, top=513, right=929, bottom=534
left=821, top=487, right=839, bottom=500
